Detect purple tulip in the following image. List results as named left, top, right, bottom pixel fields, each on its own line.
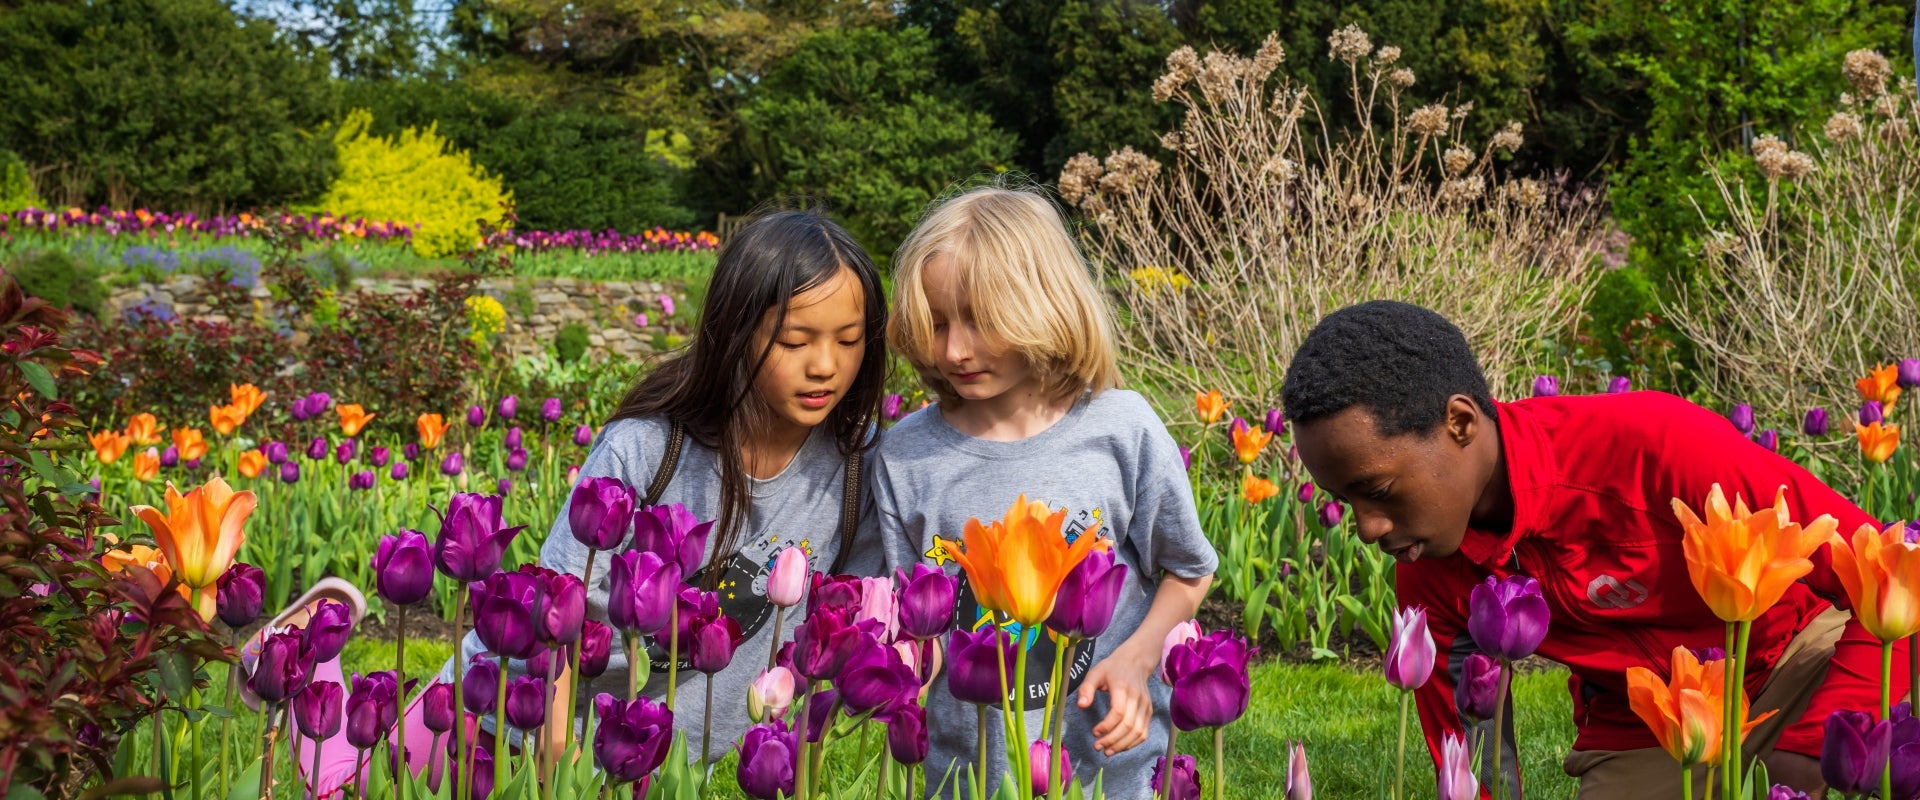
left=837, top=640, right=918, bottom=717
left=369, top=446, right=390, bottom=468
left=345, top=671, right=400, bottom=750
left=792, top=609, right=876, bottom=682
left=307, top=437, right=328, bottom=461
left=1692, top=646, right=1728, bottom=662
left=1901, top=358, right=1920, bottom=389
left=1805, top=408, right=1830, bottom=436
left=389, top=462, right=409, bottom=481
left=1178, top=446, right=1191, bottom=471
left=631, top=503, right=714, bottom=576
left=467, top=746, right=495, bottom=799
left=433, top=492, right=526, bottom=582
left=497, top=478, right=512, bottom=495
left=805, top=688, right=837, bottom=743
left=736, top=720, right=798, bottom=800
left=1383, top=606, right=1435, bottom=691
left=421, top=682, right=456, bottom=734
left=1318, top=501, right=1344, bottom=528
left=945, top=627, right=1015, bottom=706
left=1729, top=403, right=1756, bottom=435
left=185, top=458, right=202, bottom=471
left=1467, top=575, right=1551, bottom=661
left=441, top=451, right=464, bottom=477
left=673, top=587, right=721, bottom=648
left=216, top=562, right=265, bottom=628
left=687, top=612, right=743, bottom=675
left=307, top=393, right=332, bottom=415
left=160, top=445, right=180, bottom=467
left=290, top=397, right=312, bottom=422
left=373, top=530, right=435, bottom=606
left=467, top=405, right=486, bottom=428
left=570, top=475, right=636, bottom=551
left=534, top=568, right=587, bottom=645
left=470, top=571, right=542, bottom=659
left=348, top=470, right=373, bottom=491
left=607, top=550, right=680, bottom=636
left=895, top=563, right=958, bottom=642
left=1459, top=653, right=1503, bottom=721
left=1259, top=407, right=1283, bottom=435
left=1606, top=376, right=1632, bottom=394
left=263, top=440, right=289, bottom=465
left=248, top=631, right=311, bottom=703
left=1822, top=708, right=1891, bottom=794
left=541, top=397, right=563, bottom=423
left=335, top=439, right=357, bottom=464
left=1531, top=375, right=1559, bottom=397
left=1153, top=754, right=1201, bottom=800
left=498, top=395, right=518, bottom=420
left=811, top=574, right=864, bottom=617
left=462, top=656, right=499, bottom=715
left=403, top=442, right=420, bottom=462
left=279, top=462, right=300, bottom=484
left=1756, top=429, right=1779, bottom=452
left=1297, top=484, right=1314, bottom=504
left=505, top=674, right=545, bottom=730
left=505, top=425, right=524, bottom=450
left=573, top=425, right=594, bottom=447
left=579, top=620, right=614, bottom=678
left=302, top=599, right=354, bottom=663
left=1890, top=701, right=1920, bottom=800
left=1863, top=401, right=1886, bottom=425
left=1162, top=628, right=1255, bottom=731
left=1030, top=740, right=1073, bottom=796
left=1047, top=549, right=1128, bottom=640
left=882, top=394, right=904, bottom=421
left=593, top=693, right=674, bottom=784
left=884, top=704, right=930, bottom=768
left=1768, top=786, right=1811, bottom=800
left=294, top=680, right=344, bottom=740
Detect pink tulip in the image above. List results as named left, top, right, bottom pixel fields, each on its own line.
left=1383, top=606, right=1436, bottom=691
left=767, top=547, right=808, bottom=608
left=1437, top=733, right=1478, bottom=800
left=857, top=575, right=898, bottom=642
left=1159, top=620, right=1202, bottom=683
left=749, top=666, right=796, bottom=722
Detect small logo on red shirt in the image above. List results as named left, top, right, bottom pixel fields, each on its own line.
left=1587, top=574, right=1650, bottom=609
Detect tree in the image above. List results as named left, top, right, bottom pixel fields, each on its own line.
left=0, top=0, right=336, bottom=211
left=237, top=0, right=441, bottom=80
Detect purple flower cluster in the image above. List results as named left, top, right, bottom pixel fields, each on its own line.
left=510, top=227, right=720, bottom=256
left=0, top=206, right=412, bottom=243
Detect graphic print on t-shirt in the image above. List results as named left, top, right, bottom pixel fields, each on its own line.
left=645, top=531, right=819, bottom=671
left=936, top=504, right=1106, bottom=707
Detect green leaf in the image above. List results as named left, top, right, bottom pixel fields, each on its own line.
left=8, top=782, right=47, bottom=800
left=155, top=651, right=196, bottom=700
left=223, top=756, right=263, bottom=800
left=1243, top=579, right=1276, bottom=641
left=19, top=360, right=56, bottom=400
left=1309, top=647, right=1340, bottom=661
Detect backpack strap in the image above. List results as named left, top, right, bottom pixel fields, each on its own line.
left=827, top=449, right=863, bottom=575
left=641, top=421, right=686, bottom=506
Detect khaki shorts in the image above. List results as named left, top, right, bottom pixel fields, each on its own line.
left=1562, top=607, right=1848, bottom=799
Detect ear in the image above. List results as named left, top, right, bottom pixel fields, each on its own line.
left=1443, top=395, right=1482, bottom=447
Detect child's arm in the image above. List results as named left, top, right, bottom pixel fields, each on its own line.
left=1074, top=571, right=1213, bottom=756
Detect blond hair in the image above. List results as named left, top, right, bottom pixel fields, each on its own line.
left=889, top=185, right=1121, bottom=406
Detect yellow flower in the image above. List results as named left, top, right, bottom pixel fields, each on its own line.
left=209, top=403, right=247, bottom=436
left=1195, top=390, right=1230, bottom=425
left=229, top=383, right=267, bottom=417
left=941, top=495, right=1108, bottom=626
left=1829, top=522, right=1920, bottom=643
left=1242, top=473, right=1280, bottom=504
left=1671, top=484, right=1837, bottom=622
left=1128, top=266, right=1191, bottom=295
left=172, top=428, right=209, bottom=463
left=129, top=477, right=256, bottom=619
left=124, top=413, right=164, bottom=445
left=237, top=449, right=268, bottom=479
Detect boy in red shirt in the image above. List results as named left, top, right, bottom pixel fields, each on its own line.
left=1281, top=301, right=1902, bottom=796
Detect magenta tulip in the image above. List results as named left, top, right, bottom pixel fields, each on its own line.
left=1046, top=548, right=1128, bottom=640
left=569, top=475, right=636, bottom=551
left=895, top=563, right=957, bottom=642
left=607, top=550, right=679, bottom=636
left=1383, top=606, right=1435, bottom=691
left=373, top=530, right=435, bottom=606
left=293, top=680, right=344, bottom=740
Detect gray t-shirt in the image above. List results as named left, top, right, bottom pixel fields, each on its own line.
left=872, top=389, right=1217, bottom=800
left=438, top=414, right=882, bottom=757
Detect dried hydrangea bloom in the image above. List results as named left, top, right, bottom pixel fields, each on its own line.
left=1442, top=146, right=1475, bottom=177
left=1260, top=156, right=1299, bottom=183
left=1252, top=34, right=1285, bottom=76
left=1154, top=46, right=1202, bottom=102
left=1825, top=112, right=1864, bottom=142
left=1503, top=179, right=1547, bottom=209
left=1451, top=101, right=1475, bottom=120
left=1491, top=122, right=1525, bottom=153
left=1328, top=24, right=1371, bottom=64
left=1375, top=46, right=1401, bottom=65
left=1389, top=68, right=1416, bottom=89
left=1058, top=153, right=1104, bottom=206
left=1751, top=134, right=1789, bottom=160
left=1409, top=104, right=1450, bottom=137
left=1099, top=147, right=1161, bottom=194
left=1439, top=176, right=1485, bottom=204
left=1874, top=94, right=1900, bottom=117
left=1843, top=49, right=1892, bottom=96
left=1882, top=118, right=1911, bottom=141
left=1779, top=152, right=1816, bottom=180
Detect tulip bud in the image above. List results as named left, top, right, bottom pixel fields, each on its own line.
left=1264, top=407, right=1285, bottom=435
left=1047, top=549, right=1127, bottom=640
left=293, top=680, right=344, bottom=740
left=303, top=599, right=354, bottom=663
left=735, top=720, right=797, bottom=799
left=537, top=571, right=587, bottom=646
left=1756, top=429, right=1779, bottom=452
left=345, top=671, right=399, bottom=751
left=403, top=442, right=420, bottom=462
left=349, top=471, right=373, bottom=490
left=579, top=619, right=614, bottom=678
left=882, top=393, right=904, bottom=421
left=498, top=395, right=518, bottom=420
left=1318, top=501, right=1344, bottom=528
left=290, top=398, right=312, bottom=422
left=886, top=702, right=928, bottom=765
left=895, top=563, right=957, bottom=641
left=1531, top=375, right=1559, bottom=397
left=541, top=397, right=563, bottom=423
left=1383, top=606, right=1435, bottom=690
left=1805, top=407, right=1830, bottom=436
left=1163, top=628, right=1255, bottom=731
left=749, top=667, right=796, bottom=722
left=608, top=550, right=679, bottom=636
left=369, top=446, right=390, bottom=468
left=279, top=462, right=300, bottom=484
left=1152, top=754, right=1201, bottom=800
left=440, top=451, right=464, bottom=477
left=160, top=445, right=180, bottom=467
left=1901, top=358, right=1920, bottom=389
left=373, top=530, right=435, bottom=606
left=467, top=746, right=495, bottom=798
left=946, top=627, right=1014, bottom=705
left=248, top=631, right=311, bottom=703
left=1178, top=445, right=1191, bottom=471
left=762, top=546, right=806, bottom=607
left=1606, top=376, right=1632, bottom=394
left=389, top=462, right=408, bottom=481
left=1297, top=483, right=1314, bottom=504
left=335, top=439, right=356, bottom=464
left=421, top=682, right=456, bottom=734
left=216, top=562, right=265, bottom=628
left=1158, top=620, right=1202, bottom=683
left=1286, top=742, right=1312, bottom=800
left=1459, top=653, right=1503, bottom=721
left=504, top=427, right=524, bottom=452
left=1029, top=740, right=1073, bottom=797
left=1437, top=734, right=1477, bottom=800
left=1863, top=401, right=1886, bottom=425
left=467, top=405, right=486, bottom=428
left=462, top=656, right=499, bottom=715
left=505, top=674, right=545, bottom=730
left=307, top=437, right=328, bottom=461
left=570, top=476, right=636, bottom=551
left=1822, top=708, right=1891, bottom=795
left=471, top=571, right=541, bottom=659
left=1729, top=403, right=1756, bottom=435
left=573, top=425, right=594, bottom=447
left=308, top=393, right=332, bottom=415
left=1467, top=575, right=1550, bottom=661
left=263, top=441, right=289, bottom=465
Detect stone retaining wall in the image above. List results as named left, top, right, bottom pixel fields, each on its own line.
left=105, top=275, right=688, bottom=362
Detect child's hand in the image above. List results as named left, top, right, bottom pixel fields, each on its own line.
left=1075, top=643, right=1157, bottom=757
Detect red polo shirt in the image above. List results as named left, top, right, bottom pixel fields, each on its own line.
left=1402, top=391, right=1893, bottom=777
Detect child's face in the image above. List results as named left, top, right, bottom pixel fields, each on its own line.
left=1293, top=397, right=1495, bottom=563
left=921, top=254, right=1035, bottom=403
left=751, top=266, right=868, bottom=431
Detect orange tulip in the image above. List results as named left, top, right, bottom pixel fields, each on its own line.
left=338, top=404, right=376, bottom=437
left=418, top=413, right=450, bottom=449
left=229, top=383, right=266, bottom=416
left=1626, top=646, right=1774, bottom=767
left=100, top=538, right=192, bottom=613
left=1195, top=390, right=1231, bottom=425
left=1242, top=473, right=1280, bottom=504
left=940, top=494, right=1108, bottom=626
left=124, top=412, right=164, bottom=445
left=89, top=430, right=132, bottom=464
left=237, top=449, right=268, bottom=479
left=133, top=448, right=160, bottom=482
left=1857, top=421, right=1900, bottom=464
left=1829, top=522, right=1920, bottom=642
left=1857, top=363, right=1903, bottom=408
left=130, top=477, right=255, bottom=620
left=173, top=428, right=209, bottom=462
left=209, top=403, right=247, bottom=435
left=1232, top=423, right=1274, bottom=464
left=1672, top=484, right=1838, bottom=622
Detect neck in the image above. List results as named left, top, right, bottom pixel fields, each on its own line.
left=944, top=378, right=1074, bottom=442
left=1468, top=425, right=1514, bottom=533
left=741, top=417, right=811, bottom=479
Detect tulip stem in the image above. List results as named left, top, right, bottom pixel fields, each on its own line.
left=395, top=604, right=407, bottom=800
left=544, top=642, right=563, bottom=800
left=701, top=673, right=714, bottom=772
left=1731, top=621, right=1751, bottom=798
left=1722, top=623, right=1735, bottom=800
left=453, top=604, right=469, bottom=800
left=494, top=654, right=510, bottom=800
left=354, top=747, right=366, bottom=800
left=1396, top=689, right=1410, bottom=800
left=795, top=684, right=813, bottom=800
left=1682, top=764, right=1693, bottom=800
left=1885, top=640, right=1896, bottom=800
left=1212, top=727, right=1225, bottom=800
left=768, top=605, right=786, bottom=672
left=262, top=702, right=279, bottom=800
left=312, top=738, right=324, bottom=800
left=876, top=754, right=892, bottom=800
left=976, top=702, right=989, bottom=800
left=1159, top=729, right=1177, bottom=800
left=1490, top=662, right=1508, bottom=800
left=668, top=603, right=679, bottom=712
left=1047, top=640, right=1072, bottom=800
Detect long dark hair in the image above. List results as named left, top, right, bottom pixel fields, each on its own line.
left=609, top=210, right=888, bottom=571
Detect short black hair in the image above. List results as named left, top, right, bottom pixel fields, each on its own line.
left=1281, top=300, right=1497, bottom=436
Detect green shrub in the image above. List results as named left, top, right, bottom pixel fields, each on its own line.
left=7, top=249, right=106, bottom=316
left=0, top=149, right=40, bottom=213
left=554, top=322, right=591, bottom=363
left=310, top=109, right=511, bottom=258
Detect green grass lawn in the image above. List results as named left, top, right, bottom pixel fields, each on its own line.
left=122, top=640, right=1577, bottom=799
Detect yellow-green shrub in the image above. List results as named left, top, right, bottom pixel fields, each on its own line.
left=312, top=109, right=510, bottom=258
